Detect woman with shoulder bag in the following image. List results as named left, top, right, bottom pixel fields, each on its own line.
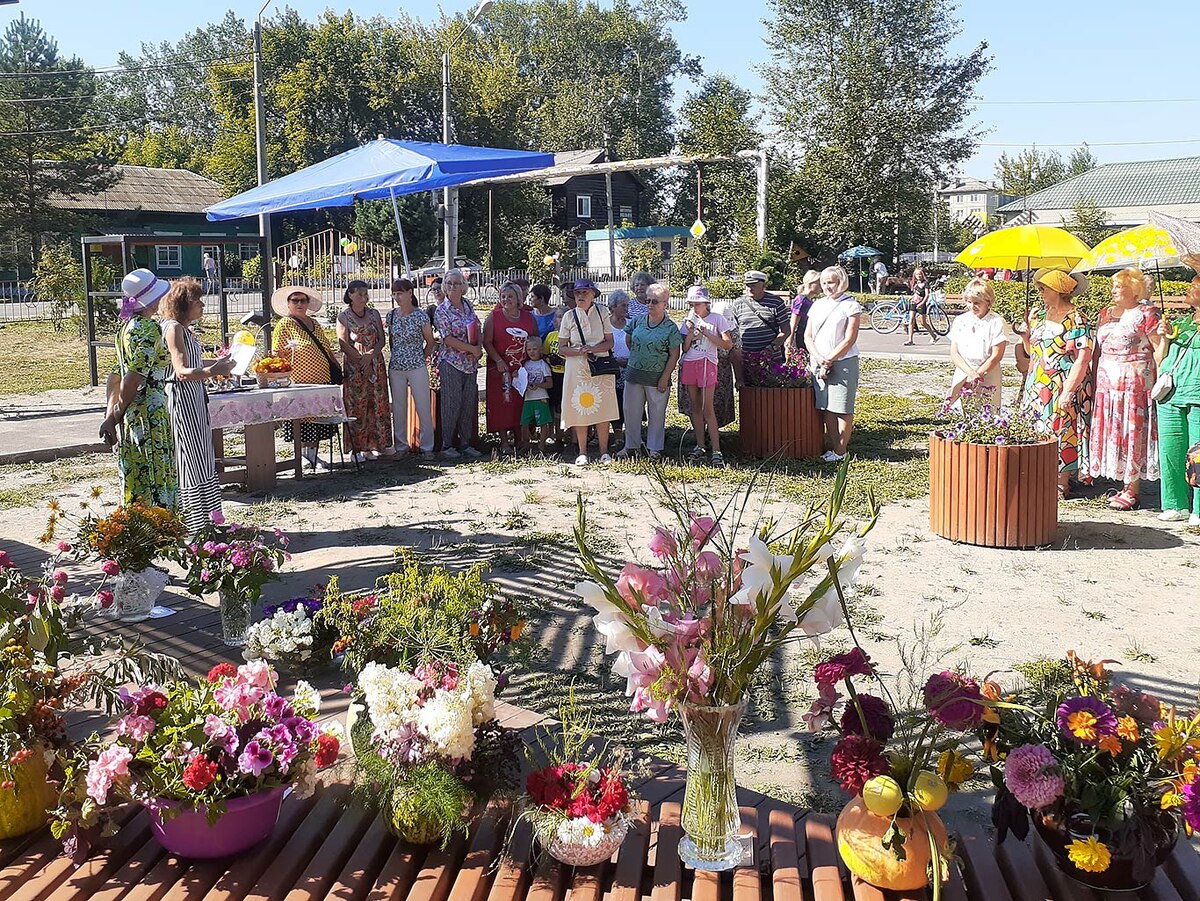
left=1153, top=275, right=1200, bottom=524
left=559, top=278, right=618, bottom=465
left=271, top=285, right=340, bottom=471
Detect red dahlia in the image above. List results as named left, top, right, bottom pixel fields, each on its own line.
left=829, top=735, right=888, bottom=795
left=315, top=733, right=340, bottom=768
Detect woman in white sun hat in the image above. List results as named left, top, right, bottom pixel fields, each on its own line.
left=100, top=268, right=179, bottom=509
left=679, top=285, right=734, bottom=467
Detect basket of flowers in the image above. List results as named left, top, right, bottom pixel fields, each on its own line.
left=518, top=690, right=636, bottom=866
left=243, top=594, right=336, bottom=676
left=53, top=662, right=340, bottom=861
left=253, top=356, right=293, bottom=388
left=980, top=651, right=1197, bottom=891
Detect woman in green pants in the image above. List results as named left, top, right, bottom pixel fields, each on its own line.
left=1154, top=275, right=1200, bottom=524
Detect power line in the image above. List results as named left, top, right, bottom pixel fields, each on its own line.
left=976, top=97, right=1200, bottom=106
left=0, top=76, right=252, bottom=104
left=979, top=138, right=1200, bottom=148
left=0, top=116, right=155, bottom=137
left=0, top=53, right=253, bottom=78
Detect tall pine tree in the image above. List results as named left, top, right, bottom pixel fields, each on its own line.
left=0, top=15, right=116, bottom=269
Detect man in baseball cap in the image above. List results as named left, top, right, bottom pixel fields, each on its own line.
left=731, top=270, right=791, bottom=388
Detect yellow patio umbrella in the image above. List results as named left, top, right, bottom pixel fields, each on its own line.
left=955, top=225, right=1091, bottom=271
left=1070, top=224, right=1182, bottom=273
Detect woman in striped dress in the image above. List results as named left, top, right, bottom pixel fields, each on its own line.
left=160, top=278, right=236, bottom=535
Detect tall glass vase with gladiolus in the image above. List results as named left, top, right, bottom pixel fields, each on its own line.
left=0, top=551, right=178, bottom=842
left=172, top=511, right=290, bottom=646
left=979, top=651, right=1197, bottom=891
left=574, top=462, right=877, bottom=870
left=52, top=661, right=341, bottom=862
left=803, top=629, right=982, bottom=895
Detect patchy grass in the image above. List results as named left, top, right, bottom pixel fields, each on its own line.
left=969, top=633, right=1000, bottom=649
left=0, top=454, right=116, bottom=511
left=1124, top=642, right=1157, bottom=664
left=0, top=320, right=118, bottom=396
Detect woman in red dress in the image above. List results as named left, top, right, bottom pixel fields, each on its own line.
left=483, top=282, right=537, bottom=454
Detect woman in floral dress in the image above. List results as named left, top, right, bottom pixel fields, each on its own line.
left=1088, top=268, right=1163, bottom=509
left=337, top=279, right=392, bottom=460
left=482, top=282, right=536, bottom=453
left=99, top=269, right=178, bottom=510
left=1019, top=269, right=1094, bottom=498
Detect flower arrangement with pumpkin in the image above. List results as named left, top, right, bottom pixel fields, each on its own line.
left=980, top=651, right=1198, bottom=889
left=804, top=646, right=982, bottom=892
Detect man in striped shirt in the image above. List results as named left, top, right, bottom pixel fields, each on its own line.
left=731, top=270, right=791, bottom=388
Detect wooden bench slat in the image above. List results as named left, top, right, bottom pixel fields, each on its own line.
left=639, top=769, right=687, bottom=807
left=1166, top=841, right=1200, bottom=901
left=1030, top=833, right=1097, bottom=901
left=650, top=801, right=681, bottom=901
left=324, top=813, right=396, bottom=901
left=125, top=856, right=227, bottom=901
left=1144, top=867, right=1187, bottom=901
left=398, top=832, right=468, bottom=901
left=524, top=857, right=567, bottom=901
left=240, top=784, right=351, bottom=901
left=608, top=802, right=650, bottom=901
left=445, top=808, right=507, bottom=901
left=363, top=839, right=425, bottom=901
left=732, top=806, right=760, bottom=901
left=484, top=819, right=531, bottom=901
left=692, top=870, right=721, bottom=901
left=566, top=862, right=605, bottom=901
left=0, top=829, right=50, bottom=873
left=847, top=875, right=885, bottom=901
left=955, top=825, right=1014, bottom=901
left=16, top=811, right=151, bottom=901
left=768, top=807, right=802, bottom=901
left=86, top=833, right=169, bottom=901
left=0, top=830, right=68, bottom=900
left=995, top=837, right=1053, bottom=901
left=283, top=793, right=377, bottom=901
left=804, top=814, right=846, bottom=901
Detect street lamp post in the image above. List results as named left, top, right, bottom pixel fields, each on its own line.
left=253, top=0, right=276, bottom=322
left=441, top=0, right=493, bottom=270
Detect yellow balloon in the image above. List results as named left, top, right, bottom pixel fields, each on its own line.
left=911, top=771, right=948, bottom=812
left=232, top=329, right=257, bottom=346
left=543, top=255, right=557, bottom=267
left=345, top=242, right=358, bottom=255
left=862, top=775, right=904, bottom=817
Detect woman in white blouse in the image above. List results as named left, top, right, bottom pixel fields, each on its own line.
left=947, top=277, right=1014, bottom=404
left=805, top=265, right=863, bottom=463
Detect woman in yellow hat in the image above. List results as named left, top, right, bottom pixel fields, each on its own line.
left=1019, top=269, right=1094, bottom=498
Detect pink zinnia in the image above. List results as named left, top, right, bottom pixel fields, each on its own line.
left=924, top=671, right=984, bottom=730
left=1003, top=744, right=1064, bottom=809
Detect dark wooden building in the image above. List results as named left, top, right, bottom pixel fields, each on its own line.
left=546, top=149, right=646, bottom=261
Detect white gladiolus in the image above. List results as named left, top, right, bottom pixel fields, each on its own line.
left=575, top=581, right=620, bottom=618
left=730, top=538, right=793, bottom=606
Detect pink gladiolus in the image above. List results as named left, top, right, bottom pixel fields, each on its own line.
left=695, top=551, right=722, bottom=583
left=631, top=686, right=670, bottom=723
left=647, top=527, right=678, bottom=560
left=616, top=563, right=669, bottom=604
left=686, top=649, right=713, bottom=702
left=689, top=515, right=718, bottom=549
left=100, top=560, right=120, bottom=576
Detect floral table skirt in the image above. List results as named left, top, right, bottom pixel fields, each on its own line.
left=209, top=385, right=345, bottom=430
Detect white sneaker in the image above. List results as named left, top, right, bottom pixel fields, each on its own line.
left=599, top=453, right=613, bottom=465
left=461, top=446, right=483, bottom=459
left=1190, top=514, right=1200, bottom=527
left=1158, top=509, right=1189, bottom=522
left=575, top=454, right=589, bottom=467
left=353, top=452, right=368, bottom=464
left=821, top=450, right=845, bottom=463
left=441, top=448, right=462, bottom=459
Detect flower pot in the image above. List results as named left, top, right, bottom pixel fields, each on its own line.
left=0, top=751, right=56, bottom=840
left=112, top=567, right=169, bottom=622
left=678, top=699, right=746, bottom=871
left=535, top=816, right=629, bottom=866
left=147, top=785, right=287, bottom=858
left=219, top=589, right=254, bottom=647
left=836, top=797, right=949, bottom=891
left=738, top=386, right=824, bottom=459
left=1033, top=813, right=1178, bottom=891
left=928, top=434, right=1058, bottom=548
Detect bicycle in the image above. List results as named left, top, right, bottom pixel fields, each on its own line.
left=869, top=278, right=950, bottom=337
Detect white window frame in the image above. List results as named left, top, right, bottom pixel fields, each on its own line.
left=619, top=205, right=633, bottom=222
left=576, top=195, right=592, bottom=218
left=573, top=236, right=587, bottom=263
left=201, top=244, right=220, bottom=265
left=238, top=243, right=258, bottom=261
left=156, top=245, right=182, bottom=269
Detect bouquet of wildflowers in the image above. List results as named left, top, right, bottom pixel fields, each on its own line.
left=574, top=464, right=875, bottom=721
left=53, top=661, right=340, bottom=857
left=45, top=492, right=184, bottom=578
left=173, top=511, right=289, bottom=600
left=243, top=595, right=335, bottom=670
left=743, top=348, right=812, bottom=388
left=351, top=659, right=518, bottom=844
left=980, top=652, right=1199, bottom=886
left=933, top=379, right=1040, bottom=446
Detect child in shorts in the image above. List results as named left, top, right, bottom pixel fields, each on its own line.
left=521, top=338, right=554, bottom=454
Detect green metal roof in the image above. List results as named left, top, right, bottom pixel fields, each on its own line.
left=997, top=156, right=1200, bottom=211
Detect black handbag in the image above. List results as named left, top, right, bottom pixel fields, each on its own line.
left=571, top=309, right=620, bottom=377
left=289, top=315, right=344, bottom=385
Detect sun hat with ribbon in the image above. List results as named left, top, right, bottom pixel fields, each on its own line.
left=120, top=269, right=170, bottom=319
left=270, top=285, right=324, bottom=317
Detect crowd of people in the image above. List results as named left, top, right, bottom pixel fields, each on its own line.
left=946, top=268, right=1200, bottom=523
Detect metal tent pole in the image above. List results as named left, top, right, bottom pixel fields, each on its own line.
left=389, top=187, right=412, bottom=278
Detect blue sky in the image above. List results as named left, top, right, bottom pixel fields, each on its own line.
left=9, top=0, right=1200, bottom=181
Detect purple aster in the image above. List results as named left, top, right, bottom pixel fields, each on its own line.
left=838, top=694, right=895, bottom=742
left=923, top=671, right=984, bottom=730
left=1183, top=782, right=1200, bottom=832
left=1056, top=696, right=1118, bottom=744
left=1003, top=744, right=1064, bottom=809
left=237, top=740, right=274, bottom=776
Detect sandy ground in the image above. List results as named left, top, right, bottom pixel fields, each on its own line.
left=2, top=359, right=1197, bottom=834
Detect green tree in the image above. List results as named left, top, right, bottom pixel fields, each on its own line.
left=0, top=15, right=117, bottom=268
left=995, top=146, right=1076, bottom=197
left=670, top=75, right=762, bottom=243
left=1066, top=144, right=1097, bottom=178
left=762, top=0, right=990, bottom=259
left=1063, top=197, right=1113, bottom=248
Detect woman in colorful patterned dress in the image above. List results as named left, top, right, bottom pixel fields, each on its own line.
left=482, top=282, right=536, bottom=454
left=99, top=269, right=178, bottom=510
left=337, top=279, right=392, bottom=461
left=1019, top=269, right=1095, bottom=498
left=272, top=285, right=338, bottom=471
left=1087, top=268, right=1163, bottom=510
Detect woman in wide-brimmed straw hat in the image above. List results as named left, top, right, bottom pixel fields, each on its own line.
left=100, top=268, right=179, bottom=509
left=1019, top=268, right=1094, bottom=499
left=271, top=285, right=339, bottom=471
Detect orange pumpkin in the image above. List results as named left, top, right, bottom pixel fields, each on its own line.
left=0, top=751, right=55, bottom=841
left=836, top=797, right=949, bottom=891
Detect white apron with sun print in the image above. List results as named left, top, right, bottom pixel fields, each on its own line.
left=559, top=305, right=619, bottom=428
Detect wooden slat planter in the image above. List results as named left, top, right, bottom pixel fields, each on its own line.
left=407, top=388, right=442, bottom=452
left=739, top=387, right=824, bottom=460
left=928, top=434, right=1057, bottom=548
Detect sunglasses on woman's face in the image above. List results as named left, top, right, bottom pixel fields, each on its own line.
left=288, top=296, right=310, bottom=304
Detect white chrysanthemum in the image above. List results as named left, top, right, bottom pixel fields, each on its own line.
left=417, top=693, right=476, bottom=760
left=292, top=680, right=321, bottom=715
left=359, top=663, right=425, bottom=735
left=557, top=817, right=588, bottom=845
left=463, top=661, right=497, bottom=725
left=242, top=607, right=316, bottom=663
left=577, top=819, right=606, bottom=848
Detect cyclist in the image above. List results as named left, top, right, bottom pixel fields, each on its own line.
left=904, top=266, right=934, bottom=345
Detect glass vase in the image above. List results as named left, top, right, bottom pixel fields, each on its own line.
left=678, top=698, right=746, bottom=871
left=112, top=567, right=168, bottom=622
left=219, top=589, right=253, bottom=647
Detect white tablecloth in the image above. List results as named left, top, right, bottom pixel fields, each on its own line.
left=208, top=384, right=345, bottom=430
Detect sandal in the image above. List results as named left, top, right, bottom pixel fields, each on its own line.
left=1108, top=490, right=1138, bottom=511
left=689, top=446, right=707, bottom=462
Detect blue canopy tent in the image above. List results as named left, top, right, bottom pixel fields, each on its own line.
left=205, top=138, right=556, bottom=274
left=838, top=246, right=883, bottom=293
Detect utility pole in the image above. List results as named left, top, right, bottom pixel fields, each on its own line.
left=253, top=1, right=275, bottom=322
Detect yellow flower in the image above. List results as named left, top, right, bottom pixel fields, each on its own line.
left=1067, top=836, right=1111, bottom=874
left=1153, top=724, right=1186, bottom=760
left=90, top=486, right=103, bottom=499
left=47, top=499, right=60, bottom=511
left=1162, top=790, right=1183, bottom=810
left=936, top=750, right=973, bottom=787
left=1067, top=710, right=1099, bottom=742
left=1116, top=716, right=1139, bottom=742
